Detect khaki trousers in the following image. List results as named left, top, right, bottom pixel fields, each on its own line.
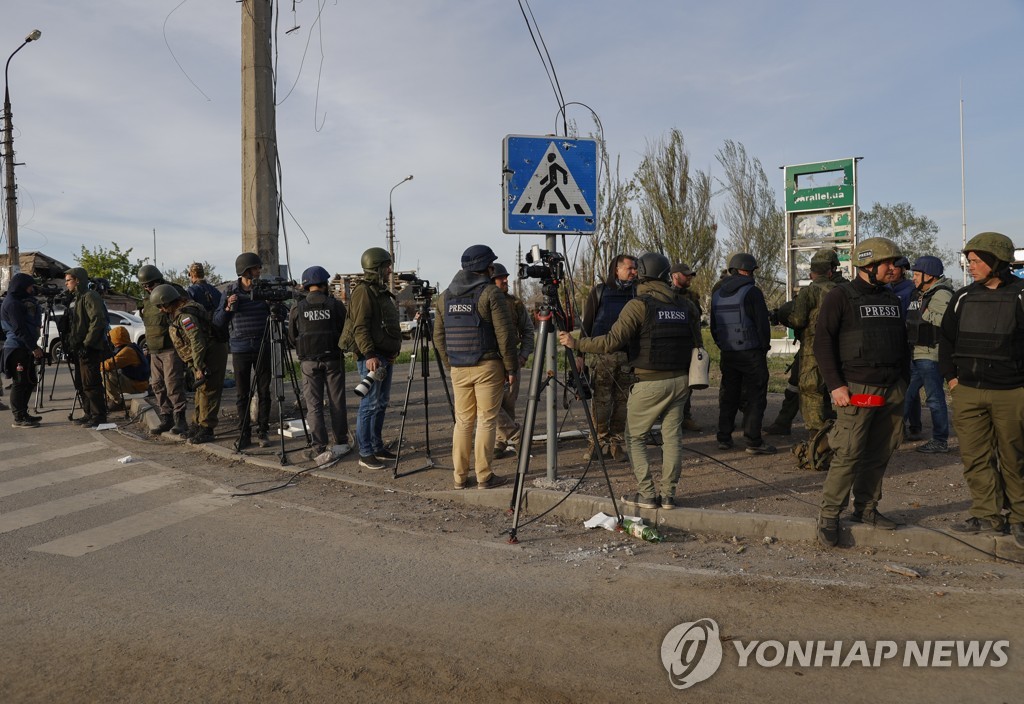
left=451, top=359, right=506, bottom=484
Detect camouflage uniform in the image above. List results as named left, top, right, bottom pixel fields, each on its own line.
left=789, top=269, right=845, bottom=432
left=169, top=301, right=228, bottom=431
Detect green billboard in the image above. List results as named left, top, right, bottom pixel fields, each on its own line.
left=784, top=158, right=856, bottom=212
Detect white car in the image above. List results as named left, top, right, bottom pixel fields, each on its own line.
left=40, top=307, right=148, bottom=361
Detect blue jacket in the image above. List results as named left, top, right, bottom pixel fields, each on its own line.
left=187, top=280, right=223, bottom=313
left=1, top=273, right=42, bottom=374
left=213, top=279, right=270, bottom=354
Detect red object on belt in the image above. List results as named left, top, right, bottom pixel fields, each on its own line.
left=850, top=393, right=885, bottom=408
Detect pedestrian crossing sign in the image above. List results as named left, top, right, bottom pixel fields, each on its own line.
left=503, top=135, right=598, bottom=235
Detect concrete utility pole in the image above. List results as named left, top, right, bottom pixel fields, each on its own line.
left=241, top=0, right=279, bottom=276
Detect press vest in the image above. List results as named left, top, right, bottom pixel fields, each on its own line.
left=119, top=343, right=150, bottom=382
left=592, top=284, right=634, bottom=337
left=628, top=296, right=693, bottom=371
left=835, top=282, right=905, bottom=370
left=906, top=283, right=952, bottom=348
left=443, top=286, right=497, bottom=367
left=294, top=294, right=343, bottom=361
left=712, top=282, right=759, bottom=352
left=952, top=282, right=1024, bottom=363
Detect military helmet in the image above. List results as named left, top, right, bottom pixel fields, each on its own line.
left=851, top=237, right=901, bottom=267
left=461, top=244, right=498, bottom=272
left=963, top=232, right=1015, bottom=264
left=491, top=262, right=510, bottom=279
left=301, top=265, right=331, bottom=289
left=810, top=248, right=840, bottom=269
left=911, top=255, right=944, bottom=278
left=137, top=264, right=163, bottom=285
left=893, top=256, right=910, bottom=269
left=360, top=247, right=393, bottom=272
left=235, top=252, right=263, bottom=277
left=636, top=252, right=671, bottom=282
left=150, top=283, right=183, bottom=307
left=727, top=252, right=758, bottom=272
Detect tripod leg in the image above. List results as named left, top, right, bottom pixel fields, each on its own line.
left=393, top=319, right=423, bottom=478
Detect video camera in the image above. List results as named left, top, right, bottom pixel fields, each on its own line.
left=88, top=277, right=111, bottom=295
left=518, top=244, right=566, bottom=299
left=249, top=277, right=298, bottom=303
left=396, top=272, right=437, bottom=304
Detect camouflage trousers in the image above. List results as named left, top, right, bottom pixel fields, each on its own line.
left=587, top=351, right=632, bottom=449
left=798, top=353, right=834, bottom=433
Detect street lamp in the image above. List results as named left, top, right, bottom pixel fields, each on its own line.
left=3, top=29, right=42, bottom=283
left=386, top=174, right=413, bottom=293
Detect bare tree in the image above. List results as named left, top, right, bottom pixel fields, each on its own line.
left=633, top=128, right=718, bottom=303
left=715, top=140, right=785, bottom=304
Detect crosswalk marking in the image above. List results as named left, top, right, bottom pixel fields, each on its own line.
left=0, top=441, right=108, bottom=474
left=0, top=457, right=138, bottom=499
left=0, top=474, right=180, bottom=534
left=29, top=494, right=236, bottom=557
left=0, top=441, right=34, bottom=455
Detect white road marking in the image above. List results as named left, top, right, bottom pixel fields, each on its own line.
left=0, top=441, right=109, bottom=474
left=0, top=474, right=180, bottom=533
left=0, top=458, right=133, bottom=499
left=29, top=494, right=237, bottom=557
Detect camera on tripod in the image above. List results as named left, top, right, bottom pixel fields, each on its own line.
left=518, top=244, right=565, bottom=284
left=249, top=277, right=298, bottom=303
left=34, top=281, right=65, bottom=301
left=395, top=273, right=437, bottom=304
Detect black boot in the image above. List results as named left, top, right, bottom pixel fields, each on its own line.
left=170, top=411, right=188, bottom=435
left=151, top=413, right=174, bottom=435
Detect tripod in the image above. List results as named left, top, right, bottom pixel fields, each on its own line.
left=507, top=288, right=621, bottom=544
left=234, top=304, right=310, bottom=465
left=34, top=295, right=59, bottom=412
left=394, top=300, right=455, bottom=478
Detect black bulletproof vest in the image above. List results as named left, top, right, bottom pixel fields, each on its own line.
left=836, top=282, right=905, bottom=370
left=906, top=283, right=952, bottom=348
left=712, top=282, right=759, bottom=352
left=443, top=286, right=497, bottom=367
left=592, top=283, right=634, bottom=337
left=294, top=294, right=342, bottom=361
left=629, top=296, right=693, bottom=371
left=952, top=281, right=1024, bottom=362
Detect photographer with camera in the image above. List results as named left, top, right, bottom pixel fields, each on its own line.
left=214, top=253, right=272, bottom=449
left=434, top=245, right=518, bottom=490
left=152, top=283, right=228, bottom=444
left=1, top=273, right=44, bottom=427
left=138, top=264, right=190, bottom=435
left=288, top=266, right=350, bottom=460
left=340, top=247, right=403, bottom=469
left=559, top=252, right=699, bottom=510
left=491, top=262, right=534, bottom=458
left=64, top=267, right=111, bottom=428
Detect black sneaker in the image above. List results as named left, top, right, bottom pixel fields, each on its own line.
left=375, top=448, right=397, bottom=460
left=23, top=412, right=42, bottom=423
left=622, top=493, right=659, bottom=510
left=660, top=495, right=677, bottom=510
left=72, top=415, right=94, bottom=426
left=12, top=417, right=40, bottom=429
left=950, top=517, right=1006, bottom=535
left=256, top=431, right=270, bottom=448
left=189, top=427, right=214, bottom=445
left=745, top=443, right=777, bottom=455
left=849, top=509, right=899, bottom=530
left=716, top=440, right=734, bottom=451
left=358, top=455, right=385, bottom=470
left=84, top=417, right=109, bottom=429
left=817, top=517, right=840, bottom=547
left=477, top=473, right=509, bottom=490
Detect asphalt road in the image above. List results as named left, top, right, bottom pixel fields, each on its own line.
left=1, top=377, right=1022, bottom=703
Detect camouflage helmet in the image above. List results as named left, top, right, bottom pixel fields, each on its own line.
left=963, top=232, right=1015, bottom=264
left=149, top=283, right=183, bottom=307
left=851, top=237, right=901, bottom=267
left=235, top=252, right=263, bottom=277
left=636, top=252, right=671, bottom=282
left=360, top=247, right=392, bottom=272
left=809, top=248, right=840, bottom=272
left=137, top=264, right=163, bottom=285
left=727, top=252, right=758, bottom=272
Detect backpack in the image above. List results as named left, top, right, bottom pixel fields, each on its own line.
left=790, top=419, right=835, bottom=472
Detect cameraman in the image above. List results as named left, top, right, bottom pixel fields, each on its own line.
left=214, top=253, right=272, bottom=449
left=491, top=262, right=534, bottom=458
left=434, top=245, right=518, bottom=490
left=340, top=247, right=403, bottom=469
left=64, top=267, right=110, bottom=428
left=288, top=266, right=350, bottom=459
left=138, top=264, right=189, bottom=435
left=1, top=273, right=44, bottom=427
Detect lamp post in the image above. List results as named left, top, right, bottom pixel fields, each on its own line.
left=386, top=175, right=413, bottom=293
left=3, top=29, right=42, bottom=283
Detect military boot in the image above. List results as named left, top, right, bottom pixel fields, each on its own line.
left=170, top=411, right=188, bottom=435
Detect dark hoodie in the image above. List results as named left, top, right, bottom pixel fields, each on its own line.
left=1, top=273, right=41, bottom=373
left=709, top=273, right=771, bottom=352
left=433, top=270, right=518, bottom=373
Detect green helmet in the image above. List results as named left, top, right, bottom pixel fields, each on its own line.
left=149, top=283, right=183, bottom=307
left=235, top=252, right=263, bottom=277
left=963, top=232, right=1014, bottom=264
left=137, top=264, right=163, bottom=285
left=810, top=248, right=840, bottom=268
left=360, top=247, right=392, bottom=272
left=851, top=237, right=901, bottom=267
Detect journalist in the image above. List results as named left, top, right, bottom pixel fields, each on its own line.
left=1, top=273, right=44, bottom=427
left=64, top=267, right=110, bottom=428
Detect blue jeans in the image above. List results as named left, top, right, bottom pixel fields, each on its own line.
left=904, top=358, right=948, bottom=442
left=355, top=359, right=394, bottom=456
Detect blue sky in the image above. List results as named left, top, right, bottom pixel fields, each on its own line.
left=3, top=1, right=1022, bottom=286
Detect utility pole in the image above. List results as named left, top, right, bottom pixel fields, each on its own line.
left=241, top=0, right=279, bottom=276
